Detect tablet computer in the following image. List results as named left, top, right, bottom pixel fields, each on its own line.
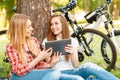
left=45, top=39, right=71, bottom=55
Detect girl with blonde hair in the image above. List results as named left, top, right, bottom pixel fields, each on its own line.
left=6, top=13, right=61, bottom=80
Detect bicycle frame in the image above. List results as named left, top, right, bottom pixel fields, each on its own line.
left=63, top=13, right=92, bottom=55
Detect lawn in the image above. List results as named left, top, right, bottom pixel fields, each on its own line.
left=0, top=35, right=10, bottom=78
left=0, top=22, right=120, bottom=79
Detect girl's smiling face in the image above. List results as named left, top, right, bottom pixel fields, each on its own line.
left=50, top=17, right=62, bottom=36
left=26, top=19, right=33, bottom=38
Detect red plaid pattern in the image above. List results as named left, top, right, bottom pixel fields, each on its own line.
left=6, top=37, right=49, bottom=76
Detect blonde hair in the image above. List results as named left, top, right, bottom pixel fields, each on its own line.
left=47, top=14, right=71, bottom=61
left=7, top=14, right=39, bottom=64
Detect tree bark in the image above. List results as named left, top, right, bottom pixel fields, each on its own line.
left=17, top=0, right=51, bottom=42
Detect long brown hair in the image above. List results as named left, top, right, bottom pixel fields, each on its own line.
left=47, top=14, right=71, bottom=61
left=7, top=14, right=39, bottom=64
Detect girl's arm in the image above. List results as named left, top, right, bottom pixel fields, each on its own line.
left=71, top=47, right=79, bottom=68
left=64, top=38, right=79, bottom=68
left=65, top=44, right=79, bottom=68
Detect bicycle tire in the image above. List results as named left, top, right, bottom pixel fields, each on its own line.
left=114, top=30, right=120, bottom=54
left=76, top=28, right=116, bottom=71
left=101, top=30, right=120, bottom=68
left=113, top=30, right=120, bottom=69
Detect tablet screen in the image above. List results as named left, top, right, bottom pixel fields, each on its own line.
left=45, top=39, right=71, bottom=55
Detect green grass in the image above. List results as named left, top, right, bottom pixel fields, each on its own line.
left=0, top=35, right=10, bottom=78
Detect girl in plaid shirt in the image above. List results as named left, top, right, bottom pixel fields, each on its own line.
left=6, top=13, right=61, bottom=80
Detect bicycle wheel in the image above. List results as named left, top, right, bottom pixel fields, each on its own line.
left=77, top=28, right=117, bottom=71
left=102, top=30, right=120, bottom=69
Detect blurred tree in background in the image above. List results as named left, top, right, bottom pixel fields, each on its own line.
left=112, top=0, right=120, bottom=19
left=0, top=0, right=15, bottom=29
left=0, top=0, right=120, bottom=31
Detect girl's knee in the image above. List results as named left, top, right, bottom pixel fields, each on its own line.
left=80, top=62, right=103, bottom=70
left=60, top=74, right=84, bottom=80
left=42, top=70, right=60, bottom=80
left=74, top=76, right=84, bottom=80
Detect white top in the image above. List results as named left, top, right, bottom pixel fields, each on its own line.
left=42, top=37, right=79, bottom=71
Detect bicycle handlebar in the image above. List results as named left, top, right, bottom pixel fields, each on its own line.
left=107, top=0, right=112, bottom=4
left=84, top=0, right=112, bottom=23
left=96, top=0, right=112, bottom=12
left=53, top=0, right=77, bottom=13
left=53, top=0, right=112, bottom=14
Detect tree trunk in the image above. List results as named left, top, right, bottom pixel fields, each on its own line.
left=17, top=0, right=51, bottom=42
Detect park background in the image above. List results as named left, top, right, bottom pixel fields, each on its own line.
left=0, top=0, right=120, bottom=79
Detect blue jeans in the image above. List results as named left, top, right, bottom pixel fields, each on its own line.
left=60, top=62, right=119, bottom=80
left=10, top=69, right=60, bottom=80
left=60, top=74, right=84, bottom=80
left=10, top=69, right=84, bottom=80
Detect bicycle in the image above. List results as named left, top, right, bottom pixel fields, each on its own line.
left=52, top=0, right=117, bottom=71
left=83, top=0, right=120, bottom=68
